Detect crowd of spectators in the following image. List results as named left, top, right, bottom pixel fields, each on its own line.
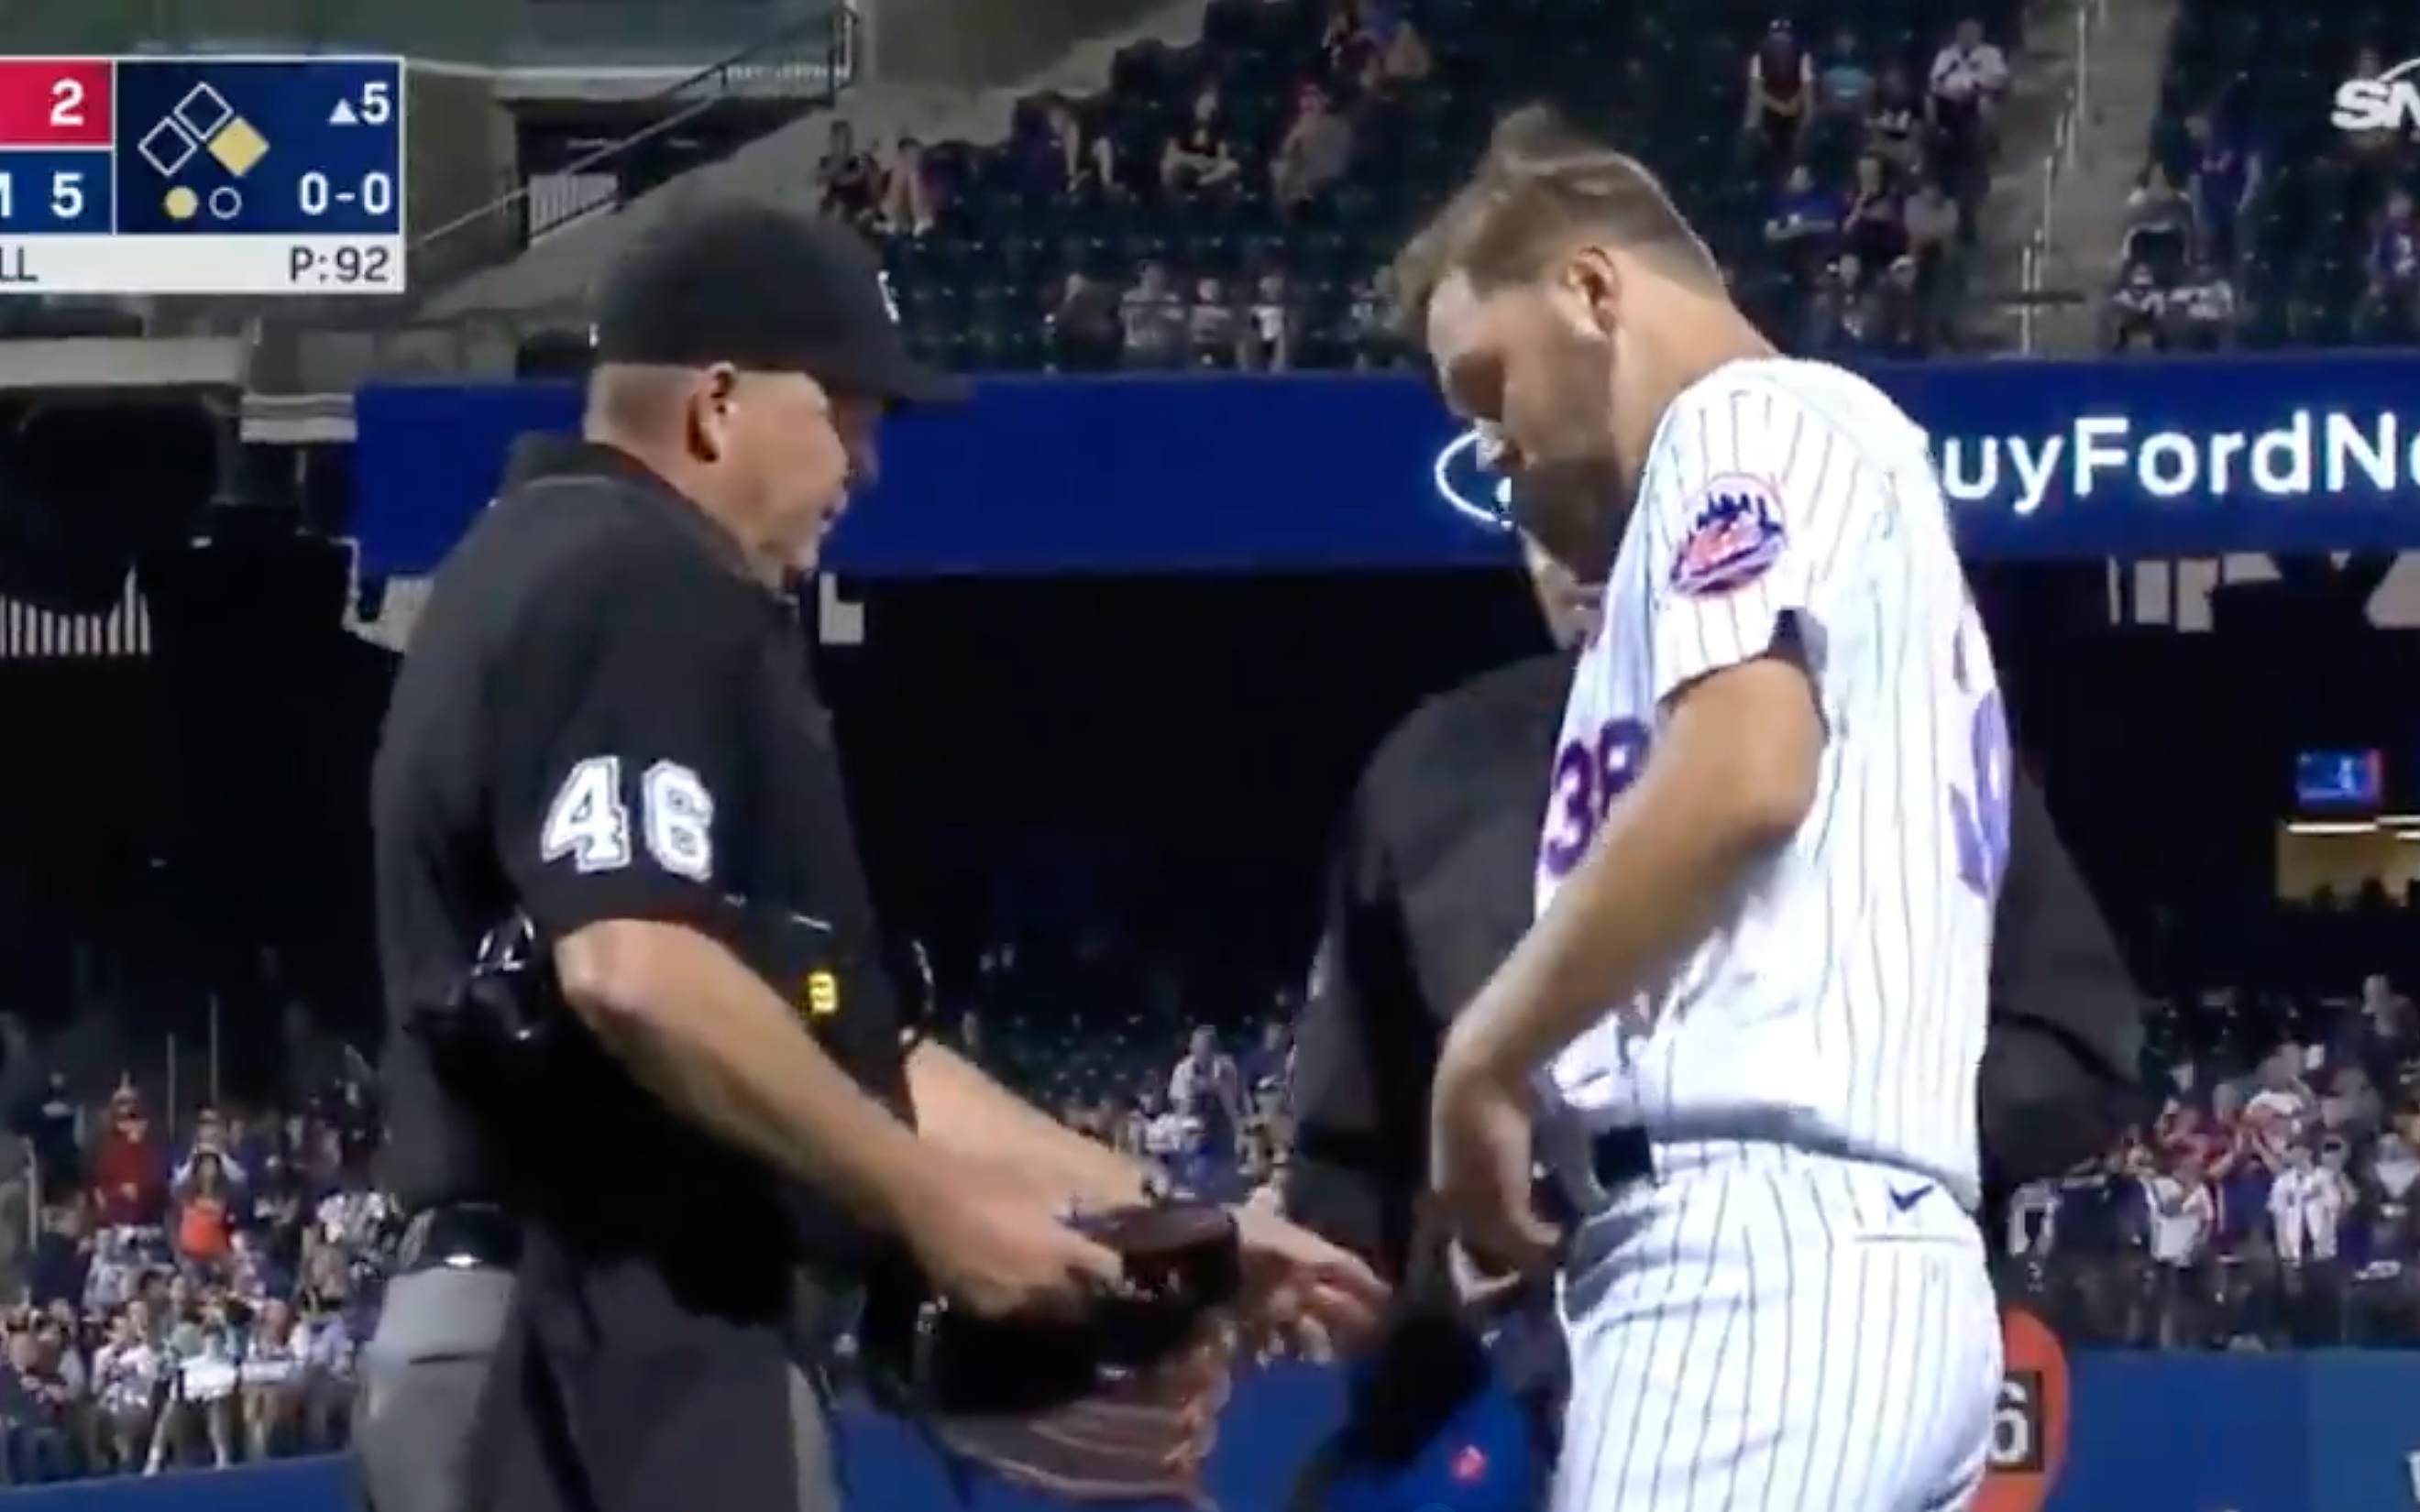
left=802, top=0, right=2017, bottom=374
left=2000, top=970, right=2420, bottom=1350
left=2103, top=20, right=2420, bottom=352
left=0, top=1076, right=383, bottom=1485
left=1744, top=17, right=2008, bottom=358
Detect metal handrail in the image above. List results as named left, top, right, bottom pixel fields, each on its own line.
left=145, top=3, right=855, bottom=345
left=407, top=3, right=857, bottom=271
left=2019, top=0, right=2111, bottom=352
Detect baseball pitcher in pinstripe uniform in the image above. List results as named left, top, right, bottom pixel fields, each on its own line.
left=1395, top=106, right=2006, bottom=1512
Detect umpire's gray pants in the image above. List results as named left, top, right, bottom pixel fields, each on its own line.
left=354, top=1269, right=841, bottom=1512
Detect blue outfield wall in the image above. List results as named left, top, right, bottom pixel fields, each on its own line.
left=352, top=355, right=2420, bottom=577
left=7, top=1353, right=2414, bottom=1511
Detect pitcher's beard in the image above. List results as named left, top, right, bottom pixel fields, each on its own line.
left=1509, top=454, right=1632, bottom=582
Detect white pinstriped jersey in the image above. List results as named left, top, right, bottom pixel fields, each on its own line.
left=1535, top=356, right=2003, bottom=1206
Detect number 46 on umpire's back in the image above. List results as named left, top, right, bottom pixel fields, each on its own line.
left=540, top=756, right=718, bottom=882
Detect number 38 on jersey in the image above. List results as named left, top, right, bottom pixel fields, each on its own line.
left=540, top=756, right=718, bottom=882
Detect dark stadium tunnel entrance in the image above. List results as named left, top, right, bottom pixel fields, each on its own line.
left=815, top=569, right=1553, bottom=1008
left=0, top=534, right=2391, bottom=1104
left=809, top=553, right=2420, bottom=1057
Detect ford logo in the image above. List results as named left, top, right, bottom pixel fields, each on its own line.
left=1433, top=427, right=1513, bottom=532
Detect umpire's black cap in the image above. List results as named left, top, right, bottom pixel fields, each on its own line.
left=592, top=202, right=967, bottom=407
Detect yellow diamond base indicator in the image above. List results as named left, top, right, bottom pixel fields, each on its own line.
left=162, top=186, right=199, bottom=221
left=206, top=117, right=269, bottom=176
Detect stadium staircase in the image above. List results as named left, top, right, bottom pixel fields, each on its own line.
left=2012, top=0, right=2181, bottom=352
left=1956, top=0, right=2101, bottom=351
left=416, top=0, right=1219, bottom=319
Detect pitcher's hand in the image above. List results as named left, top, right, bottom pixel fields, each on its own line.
left=1430, top=1035, right=1560, bottom=1278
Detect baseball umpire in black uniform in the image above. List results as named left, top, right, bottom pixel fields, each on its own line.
left=361, top=204, right=1384, bottom=1512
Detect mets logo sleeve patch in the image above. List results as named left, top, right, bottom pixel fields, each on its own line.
left=1667, top=476, right=1788, bottom=597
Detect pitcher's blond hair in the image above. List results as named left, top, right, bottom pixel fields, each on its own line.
left=1392, top=104, right=1719, bottom=334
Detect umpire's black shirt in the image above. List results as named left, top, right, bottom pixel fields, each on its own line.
left=1285, top=653, right=1571, bottom=1274
left=1282, top=652, right=2144, bottom=1274
left=372, top=436, right=903, bottom=1507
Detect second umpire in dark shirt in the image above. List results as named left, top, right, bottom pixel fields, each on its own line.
left=361, top=206, right=1164, bottom=1512
left=1284, top=539, right=2148, bottom=1273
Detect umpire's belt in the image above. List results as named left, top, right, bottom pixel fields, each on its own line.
left=396, top=1203, right=524, bottom=1276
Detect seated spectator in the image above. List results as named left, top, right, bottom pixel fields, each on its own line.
left=157, top=1291, right=239, bottom=1471
left=1926, top=16, right=2008, bottom=175
left=1862, top=254, right=1928, bottom=355
left=1373, top=7, right=1431, bottom=88
left=1907, top=175, right=1964, bottom=263
left=1169, top=1026, right=1245, bottom=1167
left=174, top=1106, right=248, bottom=1190
left=1186, top=276, right=1240, bottom=368
left=2091, top=262, right=2158, bottom=352
left=90, top=1309, right=161, bottom=1474
left=14, top=1076, right=80, bottom=1190
left=1318, top=0, right=1380, bottom=94
left=298, top=1287, right=358, bottom=1449
left=815, top=120, right=884, bottom=230
left=1842, top=153, right=1908, bottom=268
left=2361, top=191, right=2420, bottom=340
left=1042, top=99, right=1119, bottom=203
left=1239, top=270, right=1297, bottom=372
left=25, top=1203, right=87, bottom=1315
left=1796, top=258, right=1854, bottom=352
left=2172, top=109, right=2257, bottom=266
left=1815, top=25, right=1875, bottom=120
left=0, top=1320, right=73, bottom=1485
left=1341, top=267, right=1402, bottom=368
left=236, top=1298, right=305, bottom=1463
left=1864, top=64, right=1926, bottom=178
left=1118, top=261, right=1189, bottom=368
left=1046, top=272, right=1124, bottom=372
left=87, top=1088, right=164, bottom=1233
left=2159, top=260, right=2235, bottom=350
left=1271, top=86, right=1353, bottom=214
left=877, top=137, right=939, bottom=236
left=1161, top=87, right=1243, bottom=199
left=1741, top=22, right=1812, bottom=172
left=2121, top=165, right=2196, bottom=282
left=171, top=1156, right=235, bottom=1271
left=1763, top=163, right=1842, bottom=282
left=1133, top=1086, right=1199, bottom=1168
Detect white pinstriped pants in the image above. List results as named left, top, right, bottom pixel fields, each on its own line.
left=1551, top=1144, right=2001, bottom=1512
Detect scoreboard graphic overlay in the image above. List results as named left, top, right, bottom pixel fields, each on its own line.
left=0, top=55, right=404, bottom=295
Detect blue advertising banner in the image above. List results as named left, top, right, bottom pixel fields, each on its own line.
left=351, top=355, right=2420, bottom=578
left=8, top=1353, right=2413, bottom=1512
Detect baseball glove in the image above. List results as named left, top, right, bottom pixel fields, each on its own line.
left=859, top=1201, right=1247, bottom=1506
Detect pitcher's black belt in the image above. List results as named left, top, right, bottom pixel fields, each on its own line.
left=1533, top=1125, right=1656, bottom=1227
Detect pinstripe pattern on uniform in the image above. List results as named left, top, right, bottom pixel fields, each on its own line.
left=1551, top=1151, right=2000, bottom=1512
left=1534, top=356, right=2005, bottom=1511
left=1539, top=356, right=1996, bottom=1206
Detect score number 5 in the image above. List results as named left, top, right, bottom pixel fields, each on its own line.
left=349, top=80, right=392, bottom=125
left=0, top=170, right=85, bottom=222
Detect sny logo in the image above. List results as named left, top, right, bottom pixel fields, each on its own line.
left=2332, top=58, right=2420, bottom=132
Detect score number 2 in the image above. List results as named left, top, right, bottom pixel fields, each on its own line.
left=48, top=79, right=82, bottom=130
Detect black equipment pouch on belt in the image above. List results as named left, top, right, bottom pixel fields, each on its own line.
left=422, top=897, right=887, bottom=1512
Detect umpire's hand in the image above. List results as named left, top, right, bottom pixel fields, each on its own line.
left=904, top=1169, right=1128, bottom=1319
